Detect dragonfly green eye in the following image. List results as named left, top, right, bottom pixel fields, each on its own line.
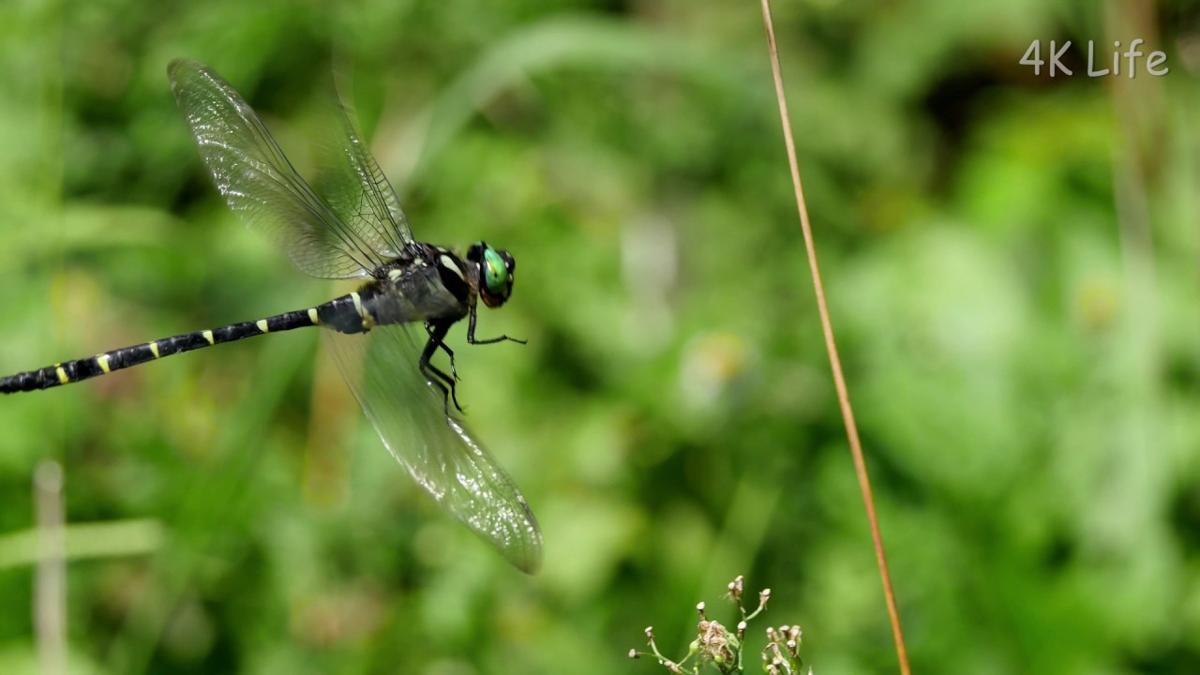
left=483, top=247, right=509, bottom=296
left=468, top=241, right=515, bottom=308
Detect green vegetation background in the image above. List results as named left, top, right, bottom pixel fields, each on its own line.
left=0, top=1, right=1197, bottom=673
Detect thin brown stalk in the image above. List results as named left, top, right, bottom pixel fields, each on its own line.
left=757, top=2, right=912, bottom=673
left=35, top=461, right=67, bottom=675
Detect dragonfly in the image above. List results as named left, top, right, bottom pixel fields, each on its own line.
left=0, top=59, right=543, bottom=573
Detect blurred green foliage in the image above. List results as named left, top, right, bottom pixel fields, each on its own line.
left=0, top=0, right=1198, bottom=673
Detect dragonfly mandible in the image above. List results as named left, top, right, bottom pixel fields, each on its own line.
left=0, top=59, right=543, bottom=573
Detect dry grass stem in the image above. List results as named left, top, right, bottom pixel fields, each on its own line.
left=757, top=2, right=911, bottom=673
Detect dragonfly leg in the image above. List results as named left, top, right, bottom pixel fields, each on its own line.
left=426, top=322, right=459, bottom=381
left=420, top=322, right=464, bottom=414
left=466, top=303, right=526, bottom=346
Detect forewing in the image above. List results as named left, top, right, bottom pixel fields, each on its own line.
left=316, top=100, right=414, bottom=255
left=323, top=324, right=543, bottom=573
left=168, top=59, right=385, bottom=279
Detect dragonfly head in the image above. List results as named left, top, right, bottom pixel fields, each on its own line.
left=467, top=241, right=515, bottom=308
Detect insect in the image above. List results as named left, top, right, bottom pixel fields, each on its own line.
left=0, top=59, right=543, bottom=573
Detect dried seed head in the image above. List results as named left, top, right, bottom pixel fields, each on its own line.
left=696, top=618, right=736, bottom=665
left=758, top=587, right=772, bottom=610
left=727, top=575, right=745, bottom=603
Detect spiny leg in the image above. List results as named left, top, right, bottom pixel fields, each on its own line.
left=466, top=302, right=527, bottom=346
left=420, top=322, right=463, bottom=415
left=420, top=349, right=461, bottom=416
left=426, top=322, right=459, bottom=381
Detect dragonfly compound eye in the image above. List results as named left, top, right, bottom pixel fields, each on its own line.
left=483, top=247, right=510, bottom=297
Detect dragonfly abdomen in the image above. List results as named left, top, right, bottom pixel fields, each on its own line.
left=315, top=291, right=377, bottom=334
left=0, top=306, right=327, bottom=394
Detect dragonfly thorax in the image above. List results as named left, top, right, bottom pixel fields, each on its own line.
left=355, top=241, right=515, bottom=328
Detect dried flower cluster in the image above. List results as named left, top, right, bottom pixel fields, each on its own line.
left=628, top=575, right=810, bottom=674
left=762, top=624, right=805, bottom=674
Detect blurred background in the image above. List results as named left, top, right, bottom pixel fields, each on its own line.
left=0, top=0, right=1198, bottom=673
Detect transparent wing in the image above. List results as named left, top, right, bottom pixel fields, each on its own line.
left=324, top=324, right=543, bottom=573
left=316, top=99, right=414, bottom=253
left=168, top=59, right=386, bottom=279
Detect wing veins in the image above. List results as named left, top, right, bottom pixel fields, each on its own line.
left=169, top=59, right=393, bottom=278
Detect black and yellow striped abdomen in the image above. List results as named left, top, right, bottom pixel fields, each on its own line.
left=0, top=292, right=375, bottom=394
